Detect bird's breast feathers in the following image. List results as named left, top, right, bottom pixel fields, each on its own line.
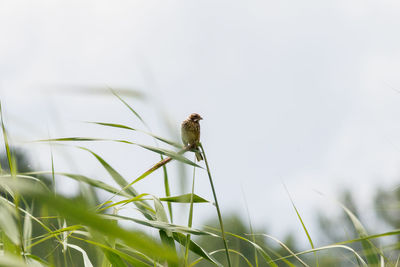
left=181, top=120, right=200, bottom=145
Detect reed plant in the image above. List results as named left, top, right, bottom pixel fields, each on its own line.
left=0, top=91, right=398, bottom=267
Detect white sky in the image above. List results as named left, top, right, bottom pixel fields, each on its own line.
left=2, top=0, right=400, bottom=246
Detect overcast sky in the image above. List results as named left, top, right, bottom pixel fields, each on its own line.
left=2, top=0, right=400, bottom=245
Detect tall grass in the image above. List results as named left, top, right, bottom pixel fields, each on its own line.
left=0, top=91, right=398, bottom=266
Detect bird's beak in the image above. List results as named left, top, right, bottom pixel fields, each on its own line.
left=199, top=116, right=203, bottom=120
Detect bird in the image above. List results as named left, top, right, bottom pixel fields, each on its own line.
left=181, top=113, right=203, bottom=161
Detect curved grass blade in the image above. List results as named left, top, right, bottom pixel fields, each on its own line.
left=233, top=235, right=280, bottom=267
left=339, top=203, right=382, bottom=264
left=139, top=145, right=200, bottom=168
left=58, top=173, right=132, bottom=198
left=102, top=249, right=128, bottom=267
left=98, top=194, right=152, bottom=212
left=160, top=194, right=209, bottom=203
left=283, top=185, right=318, bottom=266
left=152, top=196, right=178, bottom=267
left=23, top=207, right=33, bottom=252
left=257, top=234, right=309, bottom=267
left=66, top=244, right=94, bottom=267
left=109, top=87, right=147, bottom=126
left=335, top=229, right=400, bottom=246
left=205, top=226, right=279, bottom=267
left=173, top=232, right=222, bottom=267
left=103, top=214, right=217, bottom=236
left=153, top=196, right=172, bottom=237
left=72, top=236, right=153, bottom=267
left=190, top=248, right=253, bottom=267
left=154, top=197, right=170, bottom=224
left=25, top=254, right=49, bottom=266
left=270, top=244, right=368, bottom=267
left=48, top=85, right=146, bottom=99
left=24, top=171, right=132, bottom=198
left=87, top=122, right=182, bottom=148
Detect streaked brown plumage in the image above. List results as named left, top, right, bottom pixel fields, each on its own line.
left=181, top=113, right=203, bottom=161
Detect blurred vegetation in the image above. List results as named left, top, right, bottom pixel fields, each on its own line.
left=0, top=149, right=100, bottom=267
left=194, top=214, right=299, bottom=267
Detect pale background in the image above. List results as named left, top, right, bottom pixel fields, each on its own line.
left=1, top=0, right=400, bottom=246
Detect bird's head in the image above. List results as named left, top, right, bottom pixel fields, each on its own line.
left=189, top=113, right=203, bottom=122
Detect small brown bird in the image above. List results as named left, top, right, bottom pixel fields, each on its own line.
left=181, top=113, right=203, bottom=161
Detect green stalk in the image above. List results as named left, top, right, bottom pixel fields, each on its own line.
left=199, top=143, right=231, bottom=267
left=184, top=157, right=197, bottom=266
left=161, top=156, right=173, bottom=223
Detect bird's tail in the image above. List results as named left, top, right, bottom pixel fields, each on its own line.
left=195, top=151, right=203, bottom=161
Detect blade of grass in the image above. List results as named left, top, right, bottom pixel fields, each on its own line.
left=23, top=206, right=32, bottom=253
left=340, top=204, right=381, bottom=264
left=103, top=214, right=217, bottom=236
left=334, top=229, right=400, bottom=246
left=24, top=171, right=132, bottom=198
left=25, top=254, right=49, bottom=266
left=204, top=226, right=280, bottom=267
left=160, top=194, right=209, bottom=203
left=66, top=244, right=94, bottom=267
left=87, top=122, right=181, bottom=148
left=199, top=143, right=231, bottom=267
left=257, top=234, right=309, bottom=266
left=109, top=87, right=147, bottom=127
left=268, top=243, right=367, bottom=267
left=97, top=194, right=152, bottom=212
left=152, top=196, right=178, bottom=267
left=173, top=232, right=222, bottom=267
left=283, top=184, right=318, bottom=267
left=185, top=160, right=197, bottom=266
left=190, top=249, right=253, bottom=267
left=72, top=235, right=153, bottom=267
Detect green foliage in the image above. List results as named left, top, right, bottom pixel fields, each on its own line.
left=0, top=92, right=399, bottom=267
